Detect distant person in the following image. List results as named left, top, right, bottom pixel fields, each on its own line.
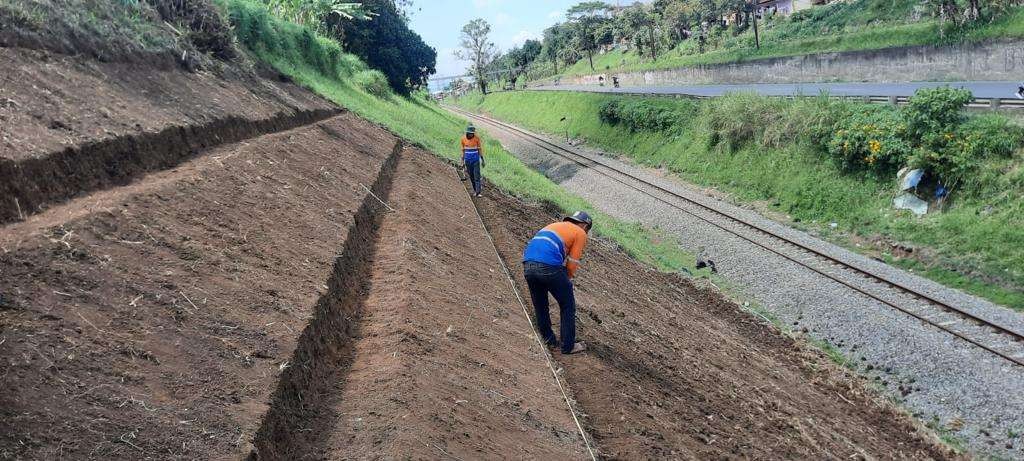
left=612, top=76, right=620, bottom=88
left=522, top=211, right=592, bottom=355
left=1016, top=83, right=1024, bottom=99
left=460, top=124, right=485, bottom=197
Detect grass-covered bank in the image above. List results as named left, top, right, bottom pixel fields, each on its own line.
left=219, top=0, right=696, bottom=275
left=454, top=90, right=1024, bottom=311
left=548, top=2, right=1024, bottom=79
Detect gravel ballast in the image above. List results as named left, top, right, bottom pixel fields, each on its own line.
left=462, top=110, right=1024, bottom=458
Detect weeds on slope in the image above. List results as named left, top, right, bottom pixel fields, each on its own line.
left=554, top=2, right=1024, bottom=78
left=220, top=0, right=697, bottom=275
left=454, top=91, right=1024, bottom=311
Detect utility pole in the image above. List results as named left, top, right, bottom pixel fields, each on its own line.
left=750, top=1, right=760, bottom=50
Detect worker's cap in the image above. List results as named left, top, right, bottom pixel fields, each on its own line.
left=563, top=211, right=593, bottom=231
left=466, top=124, right=476, bottom=134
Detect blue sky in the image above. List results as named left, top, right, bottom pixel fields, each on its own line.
left=407, top=0, right=585, bottom=78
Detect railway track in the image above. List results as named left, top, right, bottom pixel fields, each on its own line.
left=448, top=105, right=1024, bottom=369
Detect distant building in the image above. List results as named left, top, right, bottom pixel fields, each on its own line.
left=756, top=0, right=830, bottom=17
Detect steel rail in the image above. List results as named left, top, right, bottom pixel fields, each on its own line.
left=448, top=105, right=1024, bottom=368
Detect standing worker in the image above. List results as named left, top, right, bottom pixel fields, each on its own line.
left=461, top=124, right=485, bottom=197
left=522, top=211, right=592, bottom=355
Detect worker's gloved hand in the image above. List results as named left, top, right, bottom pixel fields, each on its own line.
left=481, top=158, right=486, bottom=168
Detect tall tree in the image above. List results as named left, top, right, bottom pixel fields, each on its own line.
left=567, top=1, right=610, bottom=71
left=618, top=3, right=662, bottom=60
left=541, top=23, right=570, bottom=74
left=657, top=0, right=695, bottom=42
left=503, top=39, right=542, bottom=87
left=456, top=18, right=497, bottom=94
left=342, top=0, right=436, bottom=94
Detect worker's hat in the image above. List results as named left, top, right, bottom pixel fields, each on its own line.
left=466, top=124, right=476, bottom=134
left=563, top=211, right=593, bottom=231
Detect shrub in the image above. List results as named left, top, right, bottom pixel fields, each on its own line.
left=597, top=99, right=623, bottom=125
left=701, top=93, right=786, bottom=151
left=146, top=0, right=237, bottom=60
left=910, top=113, right=1024, bottom=187
left=903, top=86, right=973, bottom=140
left=762, top=95, right=849, bottom=149
left=353, top=69, right=391, bottom=98
left=827, top=107, right=912, bottom=175
left=226, top=0, right=348, bottom=78
left=598, top=98, right=687, bottom=132
left=957, top=114, right=1024, bottom=160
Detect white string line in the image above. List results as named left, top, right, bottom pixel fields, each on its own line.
left=456, top=167, right=598, bottom=461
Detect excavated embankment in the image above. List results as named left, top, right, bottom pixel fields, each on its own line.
left=472, top=190, right=958, bottom=459
left=252, top=150, right=590, bottom=459
left=0, top=110, right=590, bottom=459
left=0, top=112, right=400, bottom=458
left=0, top=46, right=339, bottom=224
left=250, top=140, right=402, bottom=458
left=0, top=107, right=339, bottom=224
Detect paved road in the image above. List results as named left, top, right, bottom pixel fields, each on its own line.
left=534, top=81, right=1024, bottom=99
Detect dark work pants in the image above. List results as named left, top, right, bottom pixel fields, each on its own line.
left=523, top=261, right=576, bottom=353
left=465, top=159, right=482, bottom=195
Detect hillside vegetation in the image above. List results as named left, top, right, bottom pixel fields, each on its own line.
left=220, top=0, right=697, bottom=274
left=498, top=0, right=1024, bottom=83
left=455, top=90, right=1024, bottom=311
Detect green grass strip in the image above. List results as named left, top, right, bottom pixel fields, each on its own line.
left=453, top=90, right=1024, bottom=312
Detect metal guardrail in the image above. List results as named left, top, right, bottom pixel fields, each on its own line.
left=528, top=87, right=1024, bottom=109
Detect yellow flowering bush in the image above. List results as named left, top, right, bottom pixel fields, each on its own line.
left=826, top=108, right=911, bottom=175
left=827, top=87, right=1022, bottom=184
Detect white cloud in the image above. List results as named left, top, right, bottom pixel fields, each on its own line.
left=471, top=0, right=503, bottom=8
left=493, top=12, right=512, bottom=27
left=507, top=30, right=541, bottom=48
left=437, top=47, right=469, bottom=78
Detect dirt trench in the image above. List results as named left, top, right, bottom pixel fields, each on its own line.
left=0, top=45, right=340, bottom=225
left=251, top=150, right=589, bottom=459
left=471, top=190, right=957, bottom=460
left=250, top=139, right=402, bottom=458
left=0, top=112, right=403, bottom=459
left=0, top=107, right=339, bottom=224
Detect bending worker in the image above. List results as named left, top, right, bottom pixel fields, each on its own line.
left=522, top=211, right=592, bottom=355
left=460, top=124, right=485, bottom=197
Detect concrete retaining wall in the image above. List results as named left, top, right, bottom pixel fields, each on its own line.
left=548, top=40, right=1024, bottom=86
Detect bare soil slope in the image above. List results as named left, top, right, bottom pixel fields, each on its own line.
left=0, top=112, right=398, bottom=458
left=0, top=48, right=330, bottom=161
left=475, top=190, right=957, bottom=459
left=0, top=111, right=590, bottom=459
left=255, top=151, right=589, bottom=459
left=0, top=47, right=337, bottom=223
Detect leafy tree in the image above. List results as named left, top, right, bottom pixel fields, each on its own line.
left=618, top=3, right=663, bottom=60
left=567, top=1, right=610, bottom=71
left=657, top=0, right=696, bottom=42
left=518, top=39, right=543, bottom=65
left=456, top=18, right=497, bottom=94
left=541, top=23, right=572, bottom=73
left=342, top=0, right=436, bottom=94
left=491, top=39, right=542, bottom=87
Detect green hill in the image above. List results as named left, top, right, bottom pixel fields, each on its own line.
left=539, top=0, right=1024, bottom=80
